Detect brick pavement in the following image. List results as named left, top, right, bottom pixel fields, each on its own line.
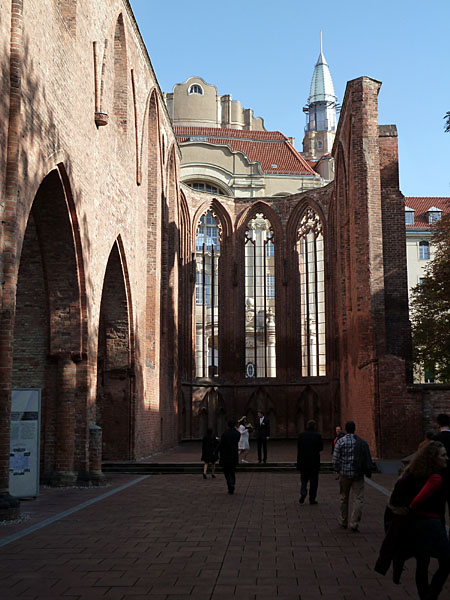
left=1, top=470, right=448, bottom=599
left=137, top=439, right=305, bottom=464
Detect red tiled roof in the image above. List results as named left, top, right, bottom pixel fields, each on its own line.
left=174, top=126, right=318, bottom=177
left=404, top=197, right=450, bottom=229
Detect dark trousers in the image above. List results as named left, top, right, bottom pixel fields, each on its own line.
left=413, top=517, right=450, bottom=599
left=416, top=555, right=450, bottom=600
left=257, top=437, right=267, bottom=462
left=300, top=469, right=319, bottom=501
left=223, top=466, right=236, bottom=492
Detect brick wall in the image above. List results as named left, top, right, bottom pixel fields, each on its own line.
left=0, top=0, right=179, bottom=490
left=0, top=0, right=436, bottom=502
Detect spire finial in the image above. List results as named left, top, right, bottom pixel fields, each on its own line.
left=320, top=31, right=323, bottom=54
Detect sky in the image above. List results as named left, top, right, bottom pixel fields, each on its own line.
left=129, top=0, right=450, bottom=197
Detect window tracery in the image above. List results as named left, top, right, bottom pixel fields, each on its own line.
left=195, top=210, right=220, bottom=378
left=244, top=213, right=276, bottom=378
left=297, top=208, right=326, bottom=376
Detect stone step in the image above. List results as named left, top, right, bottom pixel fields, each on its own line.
left=102, top=462, right=336, bottom=475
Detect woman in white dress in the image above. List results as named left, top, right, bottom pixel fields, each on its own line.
left=238, top=416, right=251, bottom=463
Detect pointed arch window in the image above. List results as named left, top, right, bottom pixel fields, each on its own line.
left=245, top=213, right=276, bottom=378
left=298, top=208, right=326, bottom=376
left=195, top=211, right=220, bottom=378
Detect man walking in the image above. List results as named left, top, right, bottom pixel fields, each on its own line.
left=333, top=421, right=372, bottom=532
left=255, top=410, right=270, bottom=463
left=297, top=420, right=323, bottom=505
left=218, top=420, right=240, bottom=494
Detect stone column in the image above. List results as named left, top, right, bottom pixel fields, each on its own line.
left=89, top=424, right=106, bottom=485
left=53, top=355, right=77, bottom=485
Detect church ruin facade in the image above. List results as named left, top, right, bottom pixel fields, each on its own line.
left=1, top=0, right=448, bottom=518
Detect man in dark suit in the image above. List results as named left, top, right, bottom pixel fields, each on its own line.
left=218, top=420, right=240, bottom=494
left=297, top=419, right=323, bottom=505
left=255, top=410, right=270, bottom=463
left=434, top=413, right=450, bottom=521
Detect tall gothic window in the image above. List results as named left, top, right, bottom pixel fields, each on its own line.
left=298, top=208, right=326, bottom=376
left=245, top=213, right=276, bottom=378
left=195, top=211, right=220, bottom=377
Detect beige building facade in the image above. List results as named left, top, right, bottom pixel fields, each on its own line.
left=405, top=197, right=450, bottom=382
left=165, top=76, right=329, bottom=198
left=405, top=198, right=449, bottom=298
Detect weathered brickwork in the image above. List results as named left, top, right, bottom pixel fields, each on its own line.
left=1, top=1, right=449, bottom=518
left=0, top=0, right=180, bottom=510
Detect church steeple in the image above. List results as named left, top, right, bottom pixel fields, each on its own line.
left=302, top=34, right=338, bottom=164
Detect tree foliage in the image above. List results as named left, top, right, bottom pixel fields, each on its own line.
left=410, top=214, right=450, bottom=382
left=445, top=111, right=450, bottom=133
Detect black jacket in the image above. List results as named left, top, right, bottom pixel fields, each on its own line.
left=218, top=427, right=240, bottom=467
left=255, top=416, right=270, bottom=439
left=201, top=433, right=218, bottom=463
left=297, top=431, right=323, bottom=472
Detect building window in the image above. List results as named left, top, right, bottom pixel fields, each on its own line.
left=266, top=274, right=275, bottom=299
left=419, top=240, right=430, bottom=260
left=424, top=363, right=436, bottom=383
left=189, top=84, right=203, bottom=95
left=195, top=211, right=220, bottom=378
left=405, top=207, right=415, bottom=225
left=317, top=140, right=323, bottom=150
left=187, top=181, right=225, bottom=196
left=427, top=209, right=442, bottom=225
left=297, top=208, right=326, bottom=377
left=245, top=213, right=276, bottom=378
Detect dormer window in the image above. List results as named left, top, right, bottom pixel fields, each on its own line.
left=405, top=206, right=415, bottom=225
left=189, top=84, right=203, bottom=95
left=427, top=207, right=442, bottom=225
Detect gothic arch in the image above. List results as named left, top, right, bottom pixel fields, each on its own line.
left=286, top=197, right=327, bottom=249
left=113, top=13, right=128, bottom=132
left=246, top=387, right=277, bottom=436
left=96, top=238, right=135, bottom=461
left=192, top=198, right=233, bottom=248
left=179, top=190, right=191, bottom=263
left=12, top=167, right=86, bottom=482
left=296, top=386, right=321, bottom=433
left=158, top=146, right=180, bottom=447
left=140, top=87, right=163, bottom=186
left=235, top=200, right=283, bottom=243
left=237, top=202, right=282, bottom=379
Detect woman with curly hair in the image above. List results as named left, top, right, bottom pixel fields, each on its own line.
left=376, top=441, right=450, bottom=599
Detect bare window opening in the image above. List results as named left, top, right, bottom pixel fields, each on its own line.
left=245, top=213, right=276, bottom=378
left=195, top=211, right=220, bottom=378
left=298, top=208, right=326, bottom=377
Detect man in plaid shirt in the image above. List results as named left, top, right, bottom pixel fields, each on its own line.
left=333, top=420, right=372, bottom=531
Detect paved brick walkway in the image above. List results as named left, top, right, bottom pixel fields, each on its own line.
left=1, top=470, right=449, bottom=599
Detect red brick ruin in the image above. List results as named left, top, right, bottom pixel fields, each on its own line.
left=0, top=1, right=448, bottom=516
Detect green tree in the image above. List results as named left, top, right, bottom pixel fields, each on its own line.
left=410, top=214, right=450, bottom=382
left=445, top=112, right=450, bottom=133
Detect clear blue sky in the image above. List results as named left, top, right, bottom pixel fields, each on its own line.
left=130, top=0, right=450, bottom=197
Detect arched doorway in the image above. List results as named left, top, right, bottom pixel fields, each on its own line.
left=12, top=168, right=84, bottom=484
left=96, top=240, right=134, bottom=461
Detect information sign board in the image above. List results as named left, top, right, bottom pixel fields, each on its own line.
left=9, top=389, right=41, bottom=498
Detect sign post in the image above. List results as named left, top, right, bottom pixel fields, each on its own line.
left=9, top=389, right=41, bottom=498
